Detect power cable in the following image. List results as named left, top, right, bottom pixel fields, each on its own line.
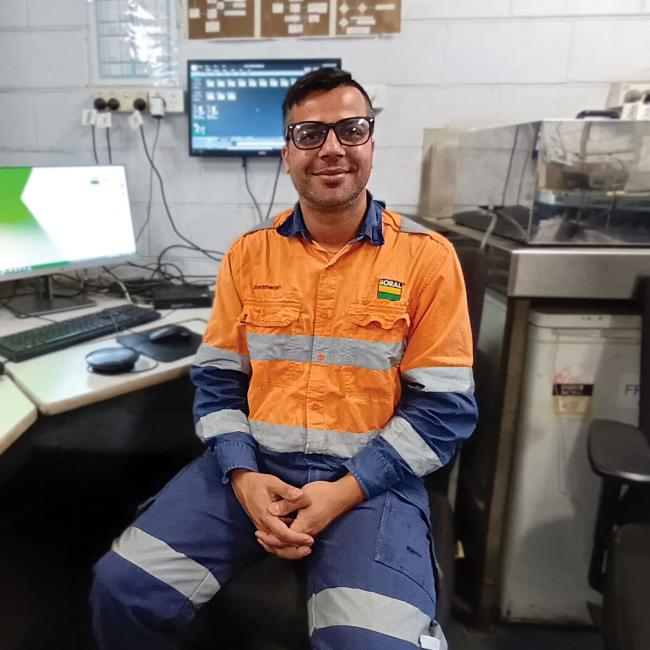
left=135, top=118, right=162, bottom=243
left=138, top=124, right=224, bottom=262
left=265, top=157, right=283, bottom=220
left=91, top=125, right=99, bottom=165
left=242, top=157, right=264, bottom=222
left=106, top=128, right=113, bottom=165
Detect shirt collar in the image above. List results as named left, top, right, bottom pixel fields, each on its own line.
left=277, top=191, right=385, bottom=247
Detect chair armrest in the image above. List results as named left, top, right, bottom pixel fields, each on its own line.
left=588, top=419, right=650, bottom=483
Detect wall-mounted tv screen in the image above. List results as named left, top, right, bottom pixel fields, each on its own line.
left=188, top=58, right=341, bottom=157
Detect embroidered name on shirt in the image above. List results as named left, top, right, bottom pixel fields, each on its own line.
left=377, top=279, right=403, bottom=301
left=253, top=284, right=282, bottom=290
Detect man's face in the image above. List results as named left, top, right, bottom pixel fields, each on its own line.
left=282, top=85, right=374, bottom=211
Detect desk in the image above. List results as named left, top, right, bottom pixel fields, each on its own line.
left=0, top=375, right=37, bottom=455
left=0, top=296, right=211, bottom=451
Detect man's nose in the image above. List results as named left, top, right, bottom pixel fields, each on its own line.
left=319, top=127, right=344, bottom=157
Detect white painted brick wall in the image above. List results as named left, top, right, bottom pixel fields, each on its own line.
left=26, top=0, right=87, bottom=26
left=0, top=30, right=87, bottom=88
left=0, top=92, right=37, bottom=148
left=569, top=18, right=650, bottom=81
left=510, top=0, right=643, bottom=16
left=0, top=1, right=647, bottom=278
left=443, top=20, right=574, bottom=84
left=0, top=1, right=28, bottom=27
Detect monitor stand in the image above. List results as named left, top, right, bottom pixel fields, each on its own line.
left=7, top=275, right=96, bottom=318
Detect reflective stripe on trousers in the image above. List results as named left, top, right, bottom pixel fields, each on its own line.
left=90, top=449, right=440, bottom=650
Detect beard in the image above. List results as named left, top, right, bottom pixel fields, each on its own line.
left=291, top=170, right=369, bottom=213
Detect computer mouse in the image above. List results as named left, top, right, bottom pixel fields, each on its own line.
left=86, top=347, right=139, bottom=374
left=148, top=324, right=192, bottom=343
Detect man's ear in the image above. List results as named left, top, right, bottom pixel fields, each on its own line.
left=281, top=145, right=290, bottom=173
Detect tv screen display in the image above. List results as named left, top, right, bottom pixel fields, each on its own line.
left=188, top=58, right=341, bottom=157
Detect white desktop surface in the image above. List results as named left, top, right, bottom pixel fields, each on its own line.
left=1, top=296, right=210, bottom=417
left=0, top=375, right=38, bottom=454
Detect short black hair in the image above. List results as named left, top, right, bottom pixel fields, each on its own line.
left=282, top=68, right=374, bottom=130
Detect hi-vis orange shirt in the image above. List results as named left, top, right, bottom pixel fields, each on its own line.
left=191, top=194, right=477, bottom=499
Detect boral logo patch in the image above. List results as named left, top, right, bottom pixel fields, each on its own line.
left=377, top=278, right=403, bottom=301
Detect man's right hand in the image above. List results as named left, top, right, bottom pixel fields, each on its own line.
left=230, top=469, right=313, bottom=559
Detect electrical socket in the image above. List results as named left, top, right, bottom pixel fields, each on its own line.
left=92, top=88, right=150, bottom=113
left=607, top=82, right=650, bottom=109
left=91, top=87, right=184, bottom=114
left=148, top=88, right=185, bottom=114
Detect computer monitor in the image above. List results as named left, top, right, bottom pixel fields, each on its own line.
left=0, top=165, right=137, bottom=316
left=188, top=58, right=341, bottom=157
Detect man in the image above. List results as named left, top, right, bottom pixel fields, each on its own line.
left=91, top=68, right=477, bottom=650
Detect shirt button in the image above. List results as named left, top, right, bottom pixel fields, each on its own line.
left=310, top=402, right=321, bottom=411
left=317, top=353, right=325, bottom=362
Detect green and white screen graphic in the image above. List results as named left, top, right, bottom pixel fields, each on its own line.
left=0, top=166, right=136, bottom=277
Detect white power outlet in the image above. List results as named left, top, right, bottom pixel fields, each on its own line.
left=91, top=87, right=184, bottom=114
left=92, top=88, right=149, bottom=113
left=148, top=88, right=185, bottom=114
left=607, top=82, right=650, bottom=108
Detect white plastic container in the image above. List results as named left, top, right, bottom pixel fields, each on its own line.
left=500, top=308, right=641, bottom=624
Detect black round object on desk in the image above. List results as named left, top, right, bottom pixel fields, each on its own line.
left=85, top=347, right=139, bottom=374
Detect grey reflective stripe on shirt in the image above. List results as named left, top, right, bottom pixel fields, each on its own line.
left=246, top=333, right=405, bottom=371
left=399, top=215, right=431, bottom=235
left=246, top=333, right=312, bottom=363
left=402, top=366, right=474, bottom=394
left=382, top=416, right=443, bottom=477
left=249, top=419, right=380, bottom=458
left=194, top=343, right=251, bottom=376
left=112, top=526, right=220, bottom=607
left=196, top=409, right=251, bottom=442
left=308, top=587, right=431, bottom=644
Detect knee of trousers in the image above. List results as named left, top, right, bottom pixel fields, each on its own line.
left=91, top=549, right=195, bottom=629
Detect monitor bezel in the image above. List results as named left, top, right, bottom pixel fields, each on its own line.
left=187, top=58, right=342, bottom=159
left=0, top=164, right=138, bottom=283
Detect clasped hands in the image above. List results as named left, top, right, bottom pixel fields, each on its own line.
left=231, top=469, right=365, bottom=560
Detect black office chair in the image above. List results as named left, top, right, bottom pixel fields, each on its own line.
left=587, top=276, right=650, bottom=650
left=180, top=246, right=487, bottom=650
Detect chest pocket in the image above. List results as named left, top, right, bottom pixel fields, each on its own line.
left=240, top=299, right=303, bottom=386
left=342, top=301, right=410, bottom=397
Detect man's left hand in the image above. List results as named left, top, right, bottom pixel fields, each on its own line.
left=255, top=474, right=365, bottom=559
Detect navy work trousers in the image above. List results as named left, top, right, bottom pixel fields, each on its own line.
left=90, top=449, right=442, bottom=649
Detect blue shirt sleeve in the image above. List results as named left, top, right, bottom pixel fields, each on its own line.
left=191, top=363, right=259, bottom=483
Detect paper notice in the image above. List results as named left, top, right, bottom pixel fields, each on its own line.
left=376, top=3, right=396, bottom=9
left=205, top=20, right=221, bottom=31
left=189, top=8, right=201, bottom=18
left=207, top=8, right=217, bottom=18
left=284, top=14, right=300, bottom=22
left=308, top=13, right=320, bottom=22
left=346, top=25, right=370, bottom=34
left=353, top=15, right=376, bottom=25
left=307, top=1, right=327, bottom=11
left=224, top=9, right=246, bottom=15
left=272, top=2, right=284, bottom=12
left=288, top=22, right=304, bottom=33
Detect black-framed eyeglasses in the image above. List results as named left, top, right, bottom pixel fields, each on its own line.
left=285, top=116, right=375, bottom=150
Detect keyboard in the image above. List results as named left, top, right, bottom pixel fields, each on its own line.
left=0, top=304, right=161, bottom=362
